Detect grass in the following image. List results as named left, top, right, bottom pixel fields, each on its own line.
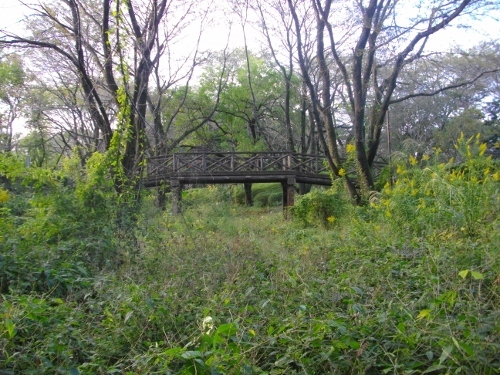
left=1, top=140, right=499, bottom=374
left=126, top=192, right=499, bottom=374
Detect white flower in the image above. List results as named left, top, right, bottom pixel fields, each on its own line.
left=202, top=316, right=214, bottom=334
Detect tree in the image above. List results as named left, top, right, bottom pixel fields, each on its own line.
left=387, top=43, right=500, bottom=158
left=0, top=52, right=26, bottom=152
left=253, top=0, right=321, bottom=156
left=0, top=0, right=218, bottom=192
left=285, top=0, right=500, bottom=202
left=193, top=49, right=305, bottom=152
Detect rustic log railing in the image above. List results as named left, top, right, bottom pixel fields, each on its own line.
left=144, top=151, right=386, bottom=217
left=145, top=152, right=330, bottom=183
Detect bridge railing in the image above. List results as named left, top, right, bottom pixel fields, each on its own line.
left=146, top=152, right=329, bottom=179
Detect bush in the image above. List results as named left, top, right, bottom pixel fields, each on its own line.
left=376, top=134, right=500, bottom=236
left=1, top=139, right=499, bottom=374
left=292, top=182, right=350, bottom=228
left=231, top=183, right=282, bottom=207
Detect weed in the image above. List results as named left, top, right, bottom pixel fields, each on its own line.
left=1, top=139, right=499, bottom=374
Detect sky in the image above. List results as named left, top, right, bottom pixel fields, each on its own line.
left=0, top=0, right=499, bottom=136
left=1, top=1, right=498, bottom=46
left=0, top=2, right=26, bottom=34
left=1, top=1, right=498, bottom=64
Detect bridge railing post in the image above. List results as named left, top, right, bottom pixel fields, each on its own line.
left=287, top=153, right=292, bottom=171
left=173, top=154, right=178, bottom=173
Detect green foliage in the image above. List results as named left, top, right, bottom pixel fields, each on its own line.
left=376, top=134, right=500, bottom=236
left=0, top=55, right=24, bottom=89
left=374, top=164, right=394, bottom=191
left=192, top=50, right=301, bottom=152
left=292, top=181, right=350, bottom=228
left=0, top=151, right=131, bottom=298
left=1, top=136, right=499, bottom=374
left=231, top=183, right=282, bottom=207
left=0, top=53, right=28, bottom=151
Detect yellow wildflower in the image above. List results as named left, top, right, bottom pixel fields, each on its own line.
left=327, top=216, right=336, bottom=223
left=338, top=168, right=346, bottom=177
left=0, top=188, right=9, bottom=204
left=417, top=199, right=426, bottom=210
left=417, top=309, right=431, bottom=320
left=479, top=143, right=487, bottom=157
left=346, top=144, right=356, bottom=154
left=409, top=155, right=418, bottom=166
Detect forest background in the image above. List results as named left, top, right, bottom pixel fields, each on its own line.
left=1, top=0, right=500, bottom=374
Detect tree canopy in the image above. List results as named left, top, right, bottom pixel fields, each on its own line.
left=0, top=0, right=499, bottom=199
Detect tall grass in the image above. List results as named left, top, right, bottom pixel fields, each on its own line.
left=1, top=137, right=499, bottom=374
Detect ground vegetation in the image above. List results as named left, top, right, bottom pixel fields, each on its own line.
left=1, top=135, right=499, bottom=374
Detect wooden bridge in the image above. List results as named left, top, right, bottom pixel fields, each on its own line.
left=144, top=152, right=333, bottom=216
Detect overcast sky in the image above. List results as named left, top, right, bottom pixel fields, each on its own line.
left=2, top=1, right=498, bottom=51
left=1, top=0, right=499, bottom=136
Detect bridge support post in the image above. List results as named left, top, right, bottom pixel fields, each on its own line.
left=298, top=183, right=312, bottom=195
left=244, top=182, right=253, bottom=206
left=157, top=183, right=167, bottom=211
left=171, top=179, right=182, bottom=215
left=282, top=177, right=296, bottom=220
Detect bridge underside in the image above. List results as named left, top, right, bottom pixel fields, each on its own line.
left=143, top=152, right=336, bottom=218
left=143, top=172, right=332, bottom=218
left=143, top=171, right=332, bottom=187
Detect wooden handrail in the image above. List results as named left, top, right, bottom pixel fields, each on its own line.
left=146, top=151, right=386, bottom=182
left=147, top=152, right=329, bottom=176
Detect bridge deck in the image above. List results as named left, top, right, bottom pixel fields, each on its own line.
left=144, top=152, right=385, bottom=217
left=144, top=152, right=333, bottom=187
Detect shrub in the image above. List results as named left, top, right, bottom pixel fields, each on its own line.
left=1, top=138, right=499, bottom=374
left=231, top=183, right=282, bottom=206
left=376, top=134, right=500, bottom=236
left=292, top=181, right=350, bottom=228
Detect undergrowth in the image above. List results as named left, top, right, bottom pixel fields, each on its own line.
left=1, top=135, right=499, bottom=374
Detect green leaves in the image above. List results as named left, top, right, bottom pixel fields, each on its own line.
left=292, top=184, right=349, bottom=228
left=4, top=319, right=16, bottom=339
left=458, top=269, right=484, bottom=280
left=1, top=146, right=498, bottom=374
